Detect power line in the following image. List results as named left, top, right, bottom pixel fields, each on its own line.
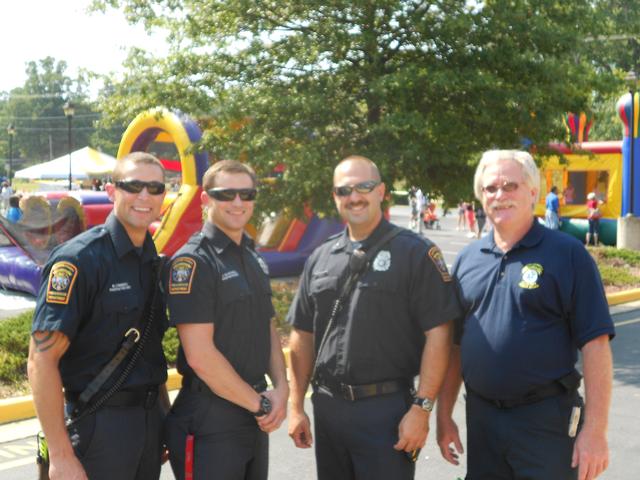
left=0, top=113, right=102, bottom=121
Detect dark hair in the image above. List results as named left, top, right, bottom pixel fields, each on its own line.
left=9, top=195, right=20, bottom=208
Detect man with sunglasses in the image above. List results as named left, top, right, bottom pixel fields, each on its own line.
left=164, top=160, right=288, bottom=480
left=287, top=155, right=460, bottom=480
left=28, top=152, right=170, bottom=480
left=437, top=150, right=615, bottom=480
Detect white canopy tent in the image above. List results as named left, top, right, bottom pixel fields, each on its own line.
left=14, top=147, right=116, bottom=181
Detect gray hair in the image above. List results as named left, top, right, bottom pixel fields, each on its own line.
left=473, top=150, right=540, bottom=202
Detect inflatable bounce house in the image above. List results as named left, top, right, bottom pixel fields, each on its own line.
left=0, top=108, right=342, bottom=295
left=534, top=92, right=640, bottom=245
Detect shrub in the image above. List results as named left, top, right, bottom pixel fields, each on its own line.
left=0, top=310, right=32, bottom=384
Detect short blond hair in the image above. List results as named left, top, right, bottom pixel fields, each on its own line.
left=473, top=150, right=540, bottom=201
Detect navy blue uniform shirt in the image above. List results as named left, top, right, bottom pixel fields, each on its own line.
left=288, top=218, right=462, bottom=385
left=452, top=220, right=615, bottom=400
left=32, top=213, right=168, bottom=393
left=166, top=222, right=274, bottom=386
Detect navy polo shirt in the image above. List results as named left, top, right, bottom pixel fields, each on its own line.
left=32, top=213, right=168, bottom=393
left=288, top=218, right=462, bottom=385
left=452, top=220, right=615, bottom=399
left=166, top=222, right=274, bottom=386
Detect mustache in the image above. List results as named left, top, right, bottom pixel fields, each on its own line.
left=490, top=201, right=517, bottom=210
left=346, top=201, right=368, bottom=208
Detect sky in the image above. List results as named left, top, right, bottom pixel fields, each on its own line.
left=1, top=0, right=168, bottom=94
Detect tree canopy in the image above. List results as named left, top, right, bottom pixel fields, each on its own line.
left=94, top=0, right=627, bottom=213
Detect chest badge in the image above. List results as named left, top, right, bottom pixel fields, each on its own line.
left=373, top=250, right=391, bottom=272
left=519, top=263, right=543, bottom=289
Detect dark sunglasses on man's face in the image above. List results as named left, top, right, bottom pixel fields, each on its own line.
left=115, top=180, right=166, bottom=195
left=333, top=180, right=380, bottom=197
left=206, top=188, right=258, bottom=202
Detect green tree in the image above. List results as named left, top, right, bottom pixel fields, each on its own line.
left=1, top=57, right=97, bottom=163
left=94, top=0, right=620, bottom=213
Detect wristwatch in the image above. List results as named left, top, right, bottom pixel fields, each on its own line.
left=253, top=394, right=272, bottom=417
left=412, top=396, right=435, bottom=413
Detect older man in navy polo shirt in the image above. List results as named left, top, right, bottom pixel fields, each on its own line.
left=436, top=150, right=615, bottom=480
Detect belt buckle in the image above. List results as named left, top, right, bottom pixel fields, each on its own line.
left=341, top=383, right=356, bottom=401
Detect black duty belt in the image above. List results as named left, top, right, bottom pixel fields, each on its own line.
left=467, top=370, right=582, bottom=409
left=182, top=375, right=268, bottom=397
left=65, top=388, right=159, bottom=410
left=314, top=378, right=410, bottom=402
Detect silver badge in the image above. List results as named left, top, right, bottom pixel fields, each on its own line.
left=373, top=250, right=391, bottom=271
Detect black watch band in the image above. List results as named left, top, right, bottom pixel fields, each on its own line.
left=253, top=394, right=272, bottom=417
left=412, top=395, right=434, bottom=413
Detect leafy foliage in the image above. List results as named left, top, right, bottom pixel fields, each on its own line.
left=0, top=311, right=31, bottom=384
left=91, top=0, right=622, bottom=214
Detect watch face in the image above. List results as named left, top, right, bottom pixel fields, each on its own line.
left=261, top=396, right=273, bottom=415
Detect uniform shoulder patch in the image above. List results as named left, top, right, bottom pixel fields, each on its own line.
left=169, top=257, right=197, bottom=295
left=46, top=261, right=79, bottom=304
left=427, top=246, right=452, bottom=282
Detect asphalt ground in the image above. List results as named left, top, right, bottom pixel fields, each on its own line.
left=1, top=206, right=639, bottom=478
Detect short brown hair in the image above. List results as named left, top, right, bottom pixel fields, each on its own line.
left=202, top=160, right=257, bottom=190
left=113, top=152, right=165, bottom=182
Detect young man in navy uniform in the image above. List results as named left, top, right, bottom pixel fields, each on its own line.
left=437, top=150, right=615, bottom=480
left=28, top=152, right=170, bottom=480
left=164, top=160, right=288, bottom=480
left=287, top=155, right=460, bottom=479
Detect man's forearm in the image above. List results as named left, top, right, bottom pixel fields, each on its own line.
left=416, top=321, right=452, bottom=399
left=581, top=335, right=613, bottom=433
left=268, top=323, right=288, bottom=390
left=437, top=345, right=463, bottom=419
left=288, top=329, right=314, bottom=411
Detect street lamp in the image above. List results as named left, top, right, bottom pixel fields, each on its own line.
left=6, top=124, right=15, bottom=186
left=63, top=101, right=75, bottom=191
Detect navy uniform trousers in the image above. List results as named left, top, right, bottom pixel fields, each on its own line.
left=312, top=389, right=416, bottom=480
left=465, top=390, right=583, bottom=480
left=65, top=400, right=164, bottom=480
left=164, top=388, right=268, bottom=480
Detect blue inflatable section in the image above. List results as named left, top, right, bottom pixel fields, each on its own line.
left=0, top=246, right=40, bottom=296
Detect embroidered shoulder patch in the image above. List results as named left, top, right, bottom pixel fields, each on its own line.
left=427, top=246, right=451, bottom=282
left=169, top=257, right=197, bottom=295
left=46, top=261, right=79, bottom=304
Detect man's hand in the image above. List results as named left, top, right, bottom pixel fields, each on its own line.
left=572, top=426, right=609, bottom=480
left=393, top=406, right=429, bottom=453
left=256, top=386, right=288, bottom=433
left=49, top=454, right=88, bottom=480
left=288, top=409, right=313, bottom=448
left=436, top=415, right=464, bottom=465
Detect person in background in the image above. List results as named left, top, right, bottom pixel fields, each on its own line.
left=586, top=192, right=602, bottom=247
left=544, top=186, right=560, bottom=230
left=473, top=203, right=486, bottom=239
left=465, top=203, right=476, bottom=238
left=6, top=194, right=23, bottom=223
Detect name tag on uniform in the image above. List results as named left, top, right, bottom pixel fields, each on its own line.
left=222, top=270, right=240, bottom=281
left=109, top=282, right=132, bottom=292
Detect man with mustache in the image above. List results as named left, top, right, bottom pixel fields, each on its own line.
left=437, top=150, right=615, bottom=480
left=287, top=155, right=460, bottom=479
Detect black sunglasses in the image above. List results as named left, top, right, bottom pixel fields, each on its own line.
left=115, top=180, right=166, bottom=195
left=333, top=180, right=380, bottom=197
left=207, top=188, right=258, bottom=201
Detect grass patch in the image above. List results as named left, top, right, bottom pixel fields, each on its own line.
left=589, top=247, right=640, bottom=289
